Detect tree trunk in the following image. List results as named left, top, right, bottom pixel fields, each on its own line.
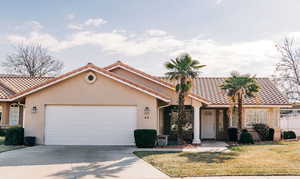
left=177, top=78, right=186, bottom=145
left=238, top=93, right=243, bottom=129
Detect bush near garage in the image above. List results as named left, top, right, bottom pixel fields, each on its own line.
left=24, top=136, right=36, bottom=146
left=228, top=127, right=238, bottom=142
left=134, top=129, right=157, bottom=148
left=239, top=129, right=254, bottom=144
left=282, top=131, right=297, bottom=140
left=268, top=128, right=275, bottom=141
left=4, top=126, right=24, bottom=145
left=0, top=127, right=7, bottom=137
left=253, top=123, right=274, bottom=141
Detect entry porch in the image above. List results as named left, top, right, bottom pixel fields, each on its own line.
left=159, top=105, right=229, bottom=144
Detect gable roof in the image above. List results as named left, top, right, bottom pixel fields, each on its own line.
left=0, top=75, right=52, bottom=99
left=0, top=62, right=291, bottom=106
left=159, top=77, right=290, bottom=106
left=104, top=61, right=210, bottom=104
left=1, top=63, right=171, bottom=102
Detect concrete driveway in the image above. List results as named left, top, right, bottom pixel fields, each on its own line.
left=0, top=146, right=169, bottom=179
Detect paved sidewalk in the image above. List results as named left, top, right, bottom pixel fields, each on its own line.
left=135, top=141, right=230, bottom=152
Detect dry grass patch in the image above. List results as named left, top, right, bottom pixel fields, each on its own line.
left=134, top=142, right=300, bottom=177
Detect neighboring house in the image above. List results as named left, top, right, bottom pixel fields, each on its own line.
left=0, top=61, right=291, bottom=145
left=280, top=103, right=300, bottom=136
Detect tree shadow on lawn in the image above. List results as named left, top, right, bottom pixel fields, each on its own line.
left=179, top=152, right=238, bottom=163
left=134, top=151, right=238, bottom=164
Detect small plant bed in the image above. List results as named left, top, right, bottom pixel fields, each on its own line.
left=0, top=137, right=24, bottom=153
left=134, top=141, right=300, bottom=177
left=156, top=144, right=198, bottom=149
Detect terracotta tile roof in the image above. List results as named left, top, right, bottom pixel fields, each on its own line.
left=104, top=61, right=175, bottom=88
left=159, top=77, right=290, bottom=106
left=0, top=75, right=52, bottom=99
left=104, top=61, right=210, bottom=104
left=4, top=63, right=171, bottom=102
left=0, top=63, right=290, bottom=106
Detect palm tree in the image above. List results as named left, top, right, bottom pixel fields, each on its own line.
left=165, top=53, right=205, bottom=144
left=220, top=71, right=260, bottom=129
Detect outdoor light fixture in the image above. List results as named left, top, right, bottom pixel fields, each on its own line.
left=32, top=106, right=37, bottom=113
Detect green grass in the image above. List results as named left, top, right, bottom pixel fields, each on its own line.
left=0, top=136, right=24, bottom=153
left=134, top=142, right=300, bottom=177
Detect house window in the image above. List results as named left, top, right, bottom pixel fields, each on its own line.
left=245, top=109, right=268, bottom=128
left=9, top=104, right=20, bottom=126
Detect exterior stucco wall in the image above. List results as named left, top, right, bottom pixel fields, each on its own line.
left=242, top=107, right=280, bottom=129
left=24, top=70, right=159, bottom=144
left=243, top=107, right=281, bottom=141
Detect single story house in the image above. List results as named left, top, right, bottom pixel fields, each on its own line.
left=0, top=61, right=291, bottom=145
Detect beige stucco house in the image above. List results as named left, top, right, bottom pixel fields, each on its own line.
left=0, top=61, right=291, bottom=145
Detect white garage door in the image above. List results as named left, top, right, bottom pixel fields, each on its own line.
left=45, top=105, right=137, bottom=145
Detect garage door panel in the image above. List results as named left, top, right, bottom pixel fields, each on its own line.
left=45, top=105, right=137, bottom=145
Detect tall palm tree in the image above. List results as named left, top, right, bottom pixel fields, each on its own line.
left=165, top=53, right=205, bottom=144
left=220, top=71, right=260, bottom=129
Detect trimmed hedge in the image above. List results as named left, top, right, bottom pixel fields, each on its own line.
left=253, top=123, right=269, bottom=141
left=0, top=128, right=6, bottom=137
left=228, top=128, right=238, bottom=142
left=268, top=128, right=275, bottom=141
left=239, top=129, right=254, bottom=144
left=282, top=131, right=296, bottom=139
left=4, top=126, right=24, bottom=145
left=24, top=136, right=36, bottom=146
left=134, top=129, right=157, bottom=148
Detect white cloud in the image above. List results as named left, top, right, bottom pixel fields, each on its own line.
left=171, top=39, right=279, bottom=76
left=66, top=13, right=76, bottom=20
left=7, top=30, right=181, bottom=56
left=84, top=18, right=107, bottom=26
left=8, top=27, right=297, bottom=76
left=15, top=21, right=43, bottom=32
left=68, top=18, right=107, bottom=30
left=216, top=0, right=223, bottom=5
left=29, top=21, right=43, bottom=31
left=146, top=29, right=167, bottom=36
left=67, top=24, right=84, bottom=30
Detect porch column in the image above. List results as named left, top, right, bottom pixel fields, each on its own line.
left=0, top=103, right=10, bottom=126
left=192, top=105, right=201, bottom=144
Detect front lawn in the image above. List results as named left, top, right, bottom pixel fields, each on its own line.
left=0, top=136, right=23, bottom=153
left=134, top=142, right=300, bottom=177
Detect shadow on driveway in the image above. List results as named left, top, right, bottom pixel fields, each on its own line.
left=0, top=145, right=150, bottom=179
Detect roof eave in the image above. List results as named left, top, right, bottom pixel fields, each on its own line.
left=8, top=65, right=171, bottom=103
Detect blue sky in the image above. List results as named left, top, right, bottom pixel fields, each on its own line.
left=1, top=0, right=300, bottom=76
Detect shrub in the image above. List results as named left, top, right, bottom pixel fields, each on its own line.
left=253, top=123, right=270, bottom=141
left=4, top=126, right=24, bottom=145
left=268, top=128, right=275, bottom=141
left=0, top=128, right=6, bottom=137
left=24, top=136, right=36, bottom=146
left=282, top=131, right=297, bottom=139
left=134, top=129, right=157, bottom=148
left=228, top=128, right=238, bottom=142
left=239, top=129, right=254, bottom=144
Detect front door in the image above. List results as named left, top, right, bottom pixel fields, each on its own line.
left=201, top=109, right=216, bottom=139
